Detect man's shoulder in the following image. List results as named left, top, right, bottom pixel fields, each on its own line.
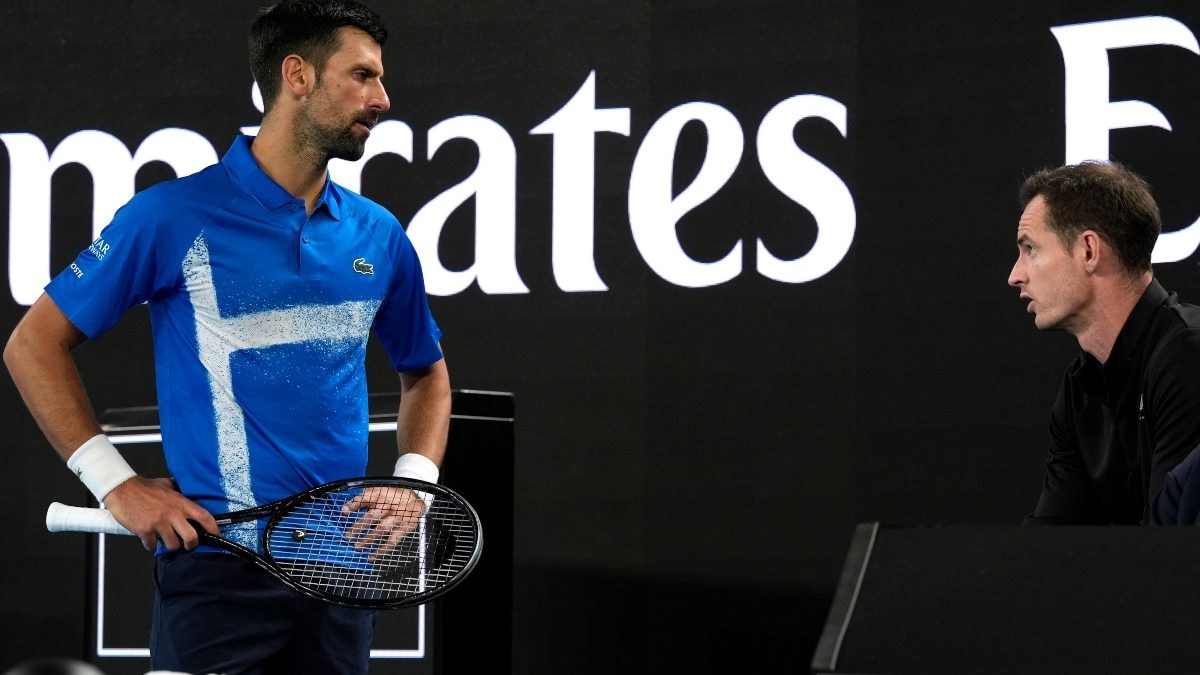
left=101, top=163, right=230, bottom=239
left=327, top=180, right=401, bottom=226
left=1150, top=291, right=1200, bottom=337
left=127, top=162, right=230, bottom=210
left=1142, top=295, right=1200, bottom=369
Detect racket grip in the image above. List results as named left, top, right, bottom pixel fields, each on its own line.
left=46, top=502, right=134, bottom=536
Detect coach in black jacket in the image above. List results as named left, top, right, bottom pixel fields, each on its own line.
left=1008, top=161, right=1200, bottom=525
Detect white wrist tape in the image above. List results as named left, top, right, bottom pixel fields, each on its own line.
left=66, top=434, right=137, bottom=504
left=393, top=453, right=439, bottom=510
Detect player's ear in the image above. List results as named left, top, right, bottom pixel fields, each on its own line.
left=280, top=54, right=316, bottom=99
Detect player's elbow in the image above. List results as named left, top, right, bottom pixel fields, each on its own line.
left=4, top=314, right=58, bottom=381
left=3, top=321, right=28, bottom=379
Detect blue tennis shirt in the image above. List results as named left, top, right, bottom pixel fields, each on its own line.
left=47, top=136, right=443, bottom=545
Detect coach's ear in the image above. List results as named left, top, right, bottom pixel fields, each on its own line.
left=1077, top=229, right=1104, bottom=273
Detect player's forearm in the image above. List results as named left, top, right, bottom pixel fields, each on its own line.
left=395, top=358, right=451, bottom=468
left=4, top=318, right=102, bottom=460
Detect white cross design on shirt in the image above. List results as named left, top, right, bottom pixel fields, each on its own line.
left=182, top=234, right=378, bottom=547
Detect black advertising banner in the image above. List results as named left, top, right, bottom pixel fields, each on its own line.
left=3, top=1, right=1200, bottom=671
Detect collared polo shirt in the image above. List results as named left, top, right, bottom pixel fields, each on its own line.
left=47, top=136, right=443, bottom=533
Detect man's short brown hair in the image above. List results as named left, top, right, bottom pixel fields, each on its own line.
left=1019, top=161, right=1161, bottom=275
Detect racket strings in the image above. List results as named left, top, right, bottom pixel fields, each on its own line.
left=264, top=484, right=478, bottom=602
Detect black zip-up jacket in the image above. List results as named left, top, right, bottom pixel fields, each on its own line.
left=1026, top=280, right=1200, bottom=525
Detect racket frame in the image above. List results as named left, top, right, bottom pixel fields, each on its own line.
left=48, top=476, right=483, bottom=610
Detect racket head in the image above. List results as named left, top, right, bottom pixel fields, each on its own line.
left=259, top=476, right=483, bottom=609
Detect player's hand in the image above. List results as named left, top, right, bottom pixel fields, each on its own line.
left=102, top=477, right=218, bottom=551
left=341, top=486, right=425, bottom=563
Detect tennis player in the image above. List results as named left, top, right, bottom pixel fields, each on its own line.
left=3, top=1, right=450, bottom=672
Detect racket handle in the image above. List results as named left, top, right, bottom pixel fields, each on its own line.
left=46, top=502, right=133, bottom=536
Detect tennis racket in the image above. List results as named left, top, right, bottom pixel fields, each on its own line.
left=46, top=476, right=482, bottom=610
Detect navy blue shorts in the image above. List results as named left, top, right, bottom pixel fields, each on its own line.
left=150, top=552, right=377, bottom=675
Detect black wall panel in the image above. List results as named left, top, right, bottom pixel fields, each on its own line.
left=3, top=1, right=1200, bottom=671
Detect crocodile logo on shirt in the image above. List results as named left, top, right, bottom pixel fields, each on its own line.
left=352, top=257, right=374, bottom=275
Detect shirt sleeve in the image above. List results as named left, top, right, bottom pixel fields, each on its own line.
left=372, top=225, right=444, bottom=373
left=1142, top=329, right=1200, bottom=512
left=44, top=191, right=175, bottom=339
left=1024, top=374, right=1106, bottom=525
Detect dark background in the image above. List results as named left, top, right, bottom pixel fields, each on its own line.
left=4, top=1, right=1200, bottom=672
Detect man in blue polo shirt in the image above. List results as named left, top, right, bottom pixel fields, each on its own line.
left=3, top=2, right=451, bottom=673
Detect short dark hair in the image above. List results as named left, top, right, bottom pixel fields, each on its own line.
left=249, top=0, right=388, bottom=112
left=1018, top=160, right=1160, bottom=275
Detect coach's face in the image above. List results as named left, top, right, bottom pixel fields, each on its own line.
left=300, top=27, right=391, bottom=162
left=1008, top=195, right=1091, bottom=333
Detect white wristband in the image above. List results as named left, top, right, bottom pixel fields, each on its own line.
left=66, top=434, right=137, bottom=504
left=393, top=453, right=439, bottom=510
